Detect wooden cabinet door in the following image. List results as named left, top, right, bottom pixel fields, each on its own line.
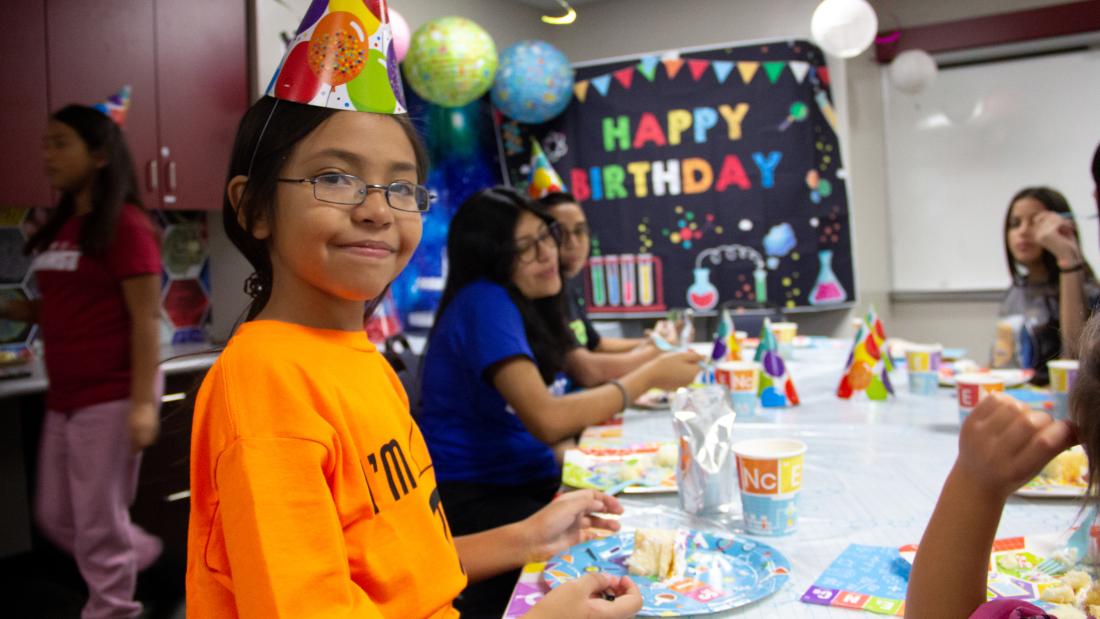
left=155, top=0, right=249, bottom=211
left=46, top=0, right=160, bottom=209
left=1, top=0, right=51, bottom=208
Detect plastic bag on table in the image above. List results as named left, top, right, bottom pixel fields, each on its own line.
left=671, top=384, right=738, bottom=519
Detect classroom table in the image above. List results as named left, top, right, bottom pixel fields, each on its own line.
left=505, top=338, right=1080, bottom=618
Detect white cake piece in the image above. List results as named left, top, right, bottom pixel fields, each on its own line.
left=626, top=528, right=687, bottom=580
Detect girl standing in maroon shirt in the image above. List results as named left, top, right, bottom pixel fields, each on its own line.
left=0, top=103, right=163, bottom=619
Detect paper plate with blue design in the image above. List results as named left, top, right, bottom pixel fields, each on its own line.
left=543, top=529, right=791, bottom=616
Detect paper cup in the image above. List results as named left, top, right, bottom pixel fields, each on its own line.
left=770, top=322, right=798, bottom=359
left=733, top=438, right=806, bottom=536
left=906, top=345, right=943, bottom=396
left=716, top=361, right=760, bottom=417
left=956, top=374, right=1005, bottom=423
left=1048, top=359, right=1079, bottom=420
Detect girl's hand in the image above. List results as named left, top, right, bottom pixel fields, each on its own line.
left=644, top=350, right=704, bottom=391
left=1032, top=210, right=1080, bottom=263
left=521, top=490, right=623, bottom=563
left=955, top=392, right=1077, bottom=501
left=128, top=401, right=160, bottom=452
left=526, top=572, right=643, bottom=619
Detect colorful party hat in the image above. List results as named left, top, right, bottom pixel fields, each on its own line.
left=527, top=139, right=566, bottom=199
left=92, top=85, right=131, bottom=126
left=719, top=308, right=741, bottom=361
left=711, top=313, right=730, bottom=362
left=754, top=319, right=799, bottom=407
left=265, top=0, right=406, bottom=114
left=837, top=317, right=895, bottom=400
left=864, top=305, right=894, bottom=371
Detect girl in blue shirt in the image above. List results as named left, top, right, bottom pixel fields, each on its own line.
left=419, top=187, right=700, bottom=616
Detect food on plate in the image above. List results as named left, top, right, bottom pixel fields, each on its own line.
left=655, top=443, right=678, bottom=468
left=1036, top=569, right=1099, bottom=616
left=1037, top=446, right=1088, bottom=487
left=626, top=528, right=687, bottom=580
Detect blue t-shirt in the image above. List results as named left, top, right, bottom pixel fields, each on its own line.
left=418, top=280, right=564, bottom=485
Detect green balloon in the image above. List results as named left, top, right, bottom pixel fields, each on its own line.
left=348, top=49, right=397, bottom=113
left=402, top=16, right=498, bottom=108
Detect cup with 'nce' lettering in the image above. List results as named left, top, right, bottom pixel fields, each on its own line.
left=732, top=438, right=806, bottom=536
left=1048, top=360, right=1079, bottom=421
left=955, top=374, right=1005, bottom=423
left=715, top=360, right=759, bottom=417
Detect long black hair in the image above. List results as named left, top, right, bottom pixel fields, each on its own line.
left=1003, top=186, right=1096, bottom=286
left=24, top=105, right=143, bottom=256
left=433, top=186, right=572, bottom=383
left=223, top=96, right=429, bottom=321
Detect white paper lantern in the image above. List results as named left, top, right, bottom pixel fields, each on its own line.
left=811, top=0, right=878, bottom=59
left=889, top=49, right=938, bottom=93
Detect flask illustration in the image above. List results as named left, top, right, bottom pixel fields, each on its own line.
left=638, top=254, right=655, bottom=306
left=589, top=255, right=606, bottom=307
left=809, top=249, right=847, bottom=305
left=620, top=254, right=637, bottom=306
left=605, top=255, right=621, bottom=306
left=686, top=268, right=719, bottom=311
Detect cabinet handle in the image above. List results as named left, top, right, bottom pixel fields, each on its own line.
left=146, top=160, right=159, bottom=192
left=167, top=161, right=177, bottom=192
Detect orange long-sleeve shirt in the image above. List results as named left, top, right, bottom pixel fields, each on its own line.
left=186, top=320, right=466, bottom=618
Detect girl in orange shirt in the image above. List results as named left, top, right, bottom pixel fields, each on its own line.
left=186, top=2, right=642, bottom=617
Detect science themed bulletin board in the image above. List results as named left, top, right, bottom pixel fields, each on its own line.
left=499, top=40, right=855, bottom=317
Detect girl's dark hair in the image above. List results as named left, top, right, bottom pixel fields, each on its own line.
left=1003, top=186, right=1096, bottom=285
left=1071, top=314, right=1100, bottom=506
left=433, top=186, right=572, bottom=383
left=223, top=96, right=429, bottom=321
left=24, top=105, right=144, bottom=256
left=538, top=191, right=579, bottom=210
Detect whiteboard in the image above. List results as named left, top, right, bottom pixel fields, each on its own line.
left=884, top=48, right=1100, bottom=292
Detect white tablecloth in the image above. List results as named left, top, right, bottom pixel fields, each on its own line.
left=614, top=339, right=1077, bottom=617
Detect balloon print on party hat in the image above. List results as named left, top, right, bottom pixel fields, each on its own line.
left=266, top=0, right=406, bottom=114
left=754, top=319, right=800, bottom=407
left=92, top=85, right=132, bottom=126
left=527, top=139, right=566, bottom=199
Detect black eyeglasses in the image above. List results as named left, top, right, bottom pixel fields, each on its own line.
left=515, top=222, right=562, bottom=264
left=278, top=173, right=433, bottom=213
left=559, top=223, right=589, bottom=244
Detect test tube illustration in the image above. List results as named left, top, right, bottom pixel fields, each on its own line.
left=620, top=254, right=637, bottom=306
left=638, top=254, right=655, bottom=306
left=589, top=256, right=607, bottom=307
left=605, top=255, right=621, bottom=306
left=753, top=268, right=768, bottom=304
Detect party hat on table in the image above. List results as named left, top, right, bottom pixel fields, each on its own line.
left=864, top=305, right=894, bottom=371
left=92, top=85, right=131, bottom=126
left=265, top=0, right=406, bottom=114
left=837, top=319, right=895, bottom=400
left=754, top=318, right=799, bottom=407
left=711, top=308, right=741, bottom=362
left=527, top=139, right=566, bottom=199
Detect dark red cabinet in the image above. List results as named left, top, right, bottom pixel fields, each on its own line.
left=3, top=0, right=248, bottom=211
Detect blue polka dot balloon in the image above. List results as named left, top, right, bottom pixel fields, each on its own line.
left=491, top=40, right=574, bottom=124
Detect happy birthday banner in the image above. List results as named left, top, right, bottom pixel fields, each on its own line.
left=499, top=40, right=855, bottom=316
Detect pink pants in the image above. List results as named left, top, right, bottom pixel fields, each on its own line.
left=35, top=393, right=163, bottom=619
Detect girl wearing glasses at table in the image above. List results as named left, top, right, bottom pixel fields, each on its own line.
left=993, top=186, right=1099, bottom=385
left=540, top=191, right=675, bottom=386
left=906, top=314, right=1100, bottom=618
left=185, top=19, right=645, bottom=614
left=417, top=186, right=701, bottom=616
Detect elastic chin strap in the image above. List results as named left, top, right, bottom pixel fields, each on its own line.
left=246, top=99, right=281, bottom=180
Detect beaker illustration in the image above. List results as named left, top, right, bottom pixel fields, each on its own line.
left=810, top=249, right=847, bottom=305
left=753, top=268, right=768, bottom=304
left=620, top=254, right=637, bottom=306
left=605, top=255, right=621, bottom=306
left=589, top=256, right=607, bottom=306
left=638, top=254, right=655, bottom=306
left=686, top=268, right=719, bottom=311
